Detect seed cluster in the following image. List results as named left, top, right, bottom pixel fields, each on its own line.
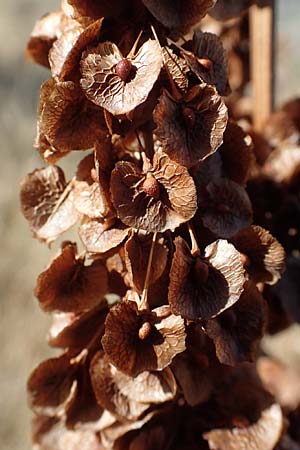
left=22, top=1, right=300, bottom=449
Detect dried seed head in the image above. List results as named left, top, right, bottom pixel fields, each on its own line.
left=169, top=237, right=245, bottom=321
left=142, top=172, right=160, bottom=199
left=138, top=321, right=152, bottom=340
left=154, top=85, right=228, bottom=168
left=192, top=257, right=209, bottom=283
left=115, top=58, right=133, bottom=82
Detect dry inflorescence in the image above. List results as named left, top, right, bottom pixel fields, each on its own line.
left=22, top=1, right=300, bottom=449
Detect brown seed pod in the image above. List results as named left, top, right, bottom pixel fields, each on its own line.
left=90, top=352, right=176, bottom=421
left=110, top=151, right=197, bottom=233
left=39, top=80, right=107, bottom=152
left=168, top=237, right=245, bottom=320
left=182, top=30, right=230, bottom=96
left=153, top=85, right=228, bottom=168
left=79, top=219, right=130, bottom=255
left=35, top=242, right=108, bottom=313
left=48, top=302, right=109, bottom=350
left=80, top=39, right=163, bottom=115
left=20, top=165, right=80, bottom=244
left=204, top=281, right=267, bottom=366
left=101, top=301, right=186, bottom=377
left=27, top=353, right=76, bottom=414
left=231, top=225, right=286, bottom=285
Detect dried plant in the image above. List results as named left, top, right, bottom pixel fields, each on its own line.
left=22, top=1, right=300, bottom=449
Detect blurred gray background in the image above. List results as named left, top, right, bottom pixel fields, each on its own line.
left=0, top=1, right=299, bottom=450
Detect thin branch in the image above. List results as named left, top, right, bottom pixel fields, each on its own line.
left=139, top=232, right=157, bottom=310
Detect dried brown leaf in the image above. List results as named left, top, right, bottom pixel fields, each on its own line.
left=35, top=242, right=108, bottom=313
left=153, top=85, right=228, bottom=168
left=102, top=301, right=186, bottom=376
left=168, top=237, right=245, bottom=320
left=80, top=39, right=163, bottom=115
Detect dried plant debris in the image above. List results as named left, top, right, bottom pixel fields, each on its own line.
left=24, top=2, right=295, bottom=449
left=154, top=85, right=228, bottom=168
left=80, top=39, right=163, bottom=115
